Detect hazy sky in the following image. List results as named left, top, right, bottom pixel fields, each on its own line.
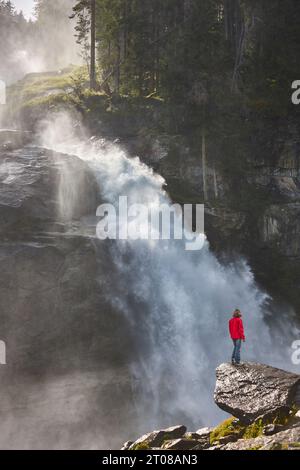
left=13, top=0, right=35, bottom=19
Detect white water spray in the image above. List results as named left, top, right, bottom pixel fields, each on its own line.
left=39, top=113, right=297, bottom=432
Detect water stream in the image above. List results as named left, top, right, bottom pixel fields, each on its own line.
left=38, top=113, right=296, bottom=431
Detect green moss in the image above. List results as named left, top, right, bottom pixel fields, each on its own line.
left=288, top=442, right=300, bottom=448
left=270, top=442, right=300, bottom=451
left=131, top=442, right=150, bottom=451
left=9, top=66, right=87, bottom=101
left=210, top=417, right=243, bottom=445
left=21, top=93, right=70, bottom=109
left=210, top=407, right=299, bottom=446
left=274, top=405, right=299, bottom=425
left=6, top=66, right=91, bottom=123
left=267, top=442, right=288, bottom=451
left=243, top=419, right=264, bottom=439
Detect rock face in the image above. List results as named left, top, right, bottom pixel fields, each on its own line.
left=116, top=115, right=300, bottom=317
left=0, top=145, right=137, bottom=449
left=214, top=363, right=300, bottom=424
left=0, top=129, right=32, bottom=150
left=0, top=147, right=98, bottom=236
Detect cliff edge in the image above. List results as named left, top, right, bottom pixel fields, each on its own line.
left=122, top=363, right=300, bottom=451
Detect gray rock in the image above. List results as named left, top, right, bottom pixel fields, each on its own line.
left=263, top=424, right=284, bottom=436
left=207, top=445, right=223, bottom=451
left=214, top=363, right=300, bottom=423
left=221, top=422, right=300, bottom=451
left=162, top=438, right=200, bottom=450
left=195, top=427, right=212, bottom=438
left=190, top=442, right=211, bottom=450
left=185, top=429, right=211, bottom=449
left=163, top=425, right=187, bottom=439
left=129, top=431, right=165, bottom=449
left=121, top=441, right=134, bottom=450
left=218, top=434, right=240, bottom=445
left=0, top=129, right=32, bottom=150
left=185, top=432, right=205, bottom=440
left=129, top=425, right=187, bottom=450
left=0, top=147, right=99, bottom=236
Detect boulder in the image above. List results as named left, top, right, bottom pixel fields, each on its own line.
left=218, top=434, right=240, bottom=445
left=195, top=427, right=212, bottom=438
left=184, top=430, right=211, bottom=449
left=163, top=425, right=187, bottom=439
left=214, top=363, right=300, bottom=423
left=162, top=438, right=199, bottom=450
left=129, top=425, right=187, bottom=450
left=121, top=441, right=134, bottom=450
left=129, top=431, right=166, bottom=450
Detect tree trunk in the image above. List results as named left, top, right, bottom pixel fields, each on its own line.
left=90, top=0, right=96, bottom=90
left=213, top=167, right=219, bottom=199
left=114, top=39, right=121, bottom=95
left=202, top=129, right=208, bottom=201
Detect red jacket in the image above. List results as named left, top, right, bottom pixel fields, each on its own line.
left=229, top=317, right=245, bottom=341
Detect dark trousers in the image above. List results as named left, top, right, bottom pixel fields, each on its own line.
left=232, top=339, right=242, bottom=364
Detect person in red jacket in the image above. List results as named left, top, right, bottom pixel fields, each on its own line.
left=229, top=309, right=246, bottom=365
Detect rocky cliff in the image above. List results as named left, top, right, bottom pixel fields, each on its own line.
left=7, top=70, right=300, bottom=316
left=0, top=134, right=138, bottom=449
left=123, top=363, right=300, bottom=451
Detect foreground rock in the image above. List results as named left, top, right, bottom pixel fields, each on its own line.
left=123, top=426, right=212, bottom=451
left=214, top=363, right=300, bottom=424
left=221, top=422, right=300, bottom=450
left=128, top=426, right=187, bottom=450
left=123, top=363, right=300, bottom=451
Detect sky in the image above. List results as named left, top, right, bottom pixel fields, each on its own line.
left=12, top=0, right=35, bottom=20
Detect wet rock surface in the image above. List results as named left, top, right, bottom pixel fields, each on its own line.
left=0, top=145, right=136, bottom=449
left=214, top=363, right=300, bottom=424
left=0, top=146, right=98, bottom=237
left=0, top=129, right=32, bottom=151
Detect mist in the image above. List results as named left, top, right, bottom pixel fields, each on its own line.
left=1, top=0, right=299, bottom=451
left=37, top=112, right=299, bottom=435
left=0, top=0, right=81, bottom=85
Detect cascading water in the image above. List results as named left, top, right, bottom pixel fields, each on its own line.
left=39, top=113, right=296, bottom=434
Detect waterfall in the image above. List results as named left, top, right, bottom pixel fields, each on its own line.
left=39, top=113, right=296, bottom=433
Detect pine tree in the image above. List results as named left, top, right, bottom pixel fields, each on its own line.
left=72, top=0, right=97, bottom=89
left=34, top=0, right=78, bottom=69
